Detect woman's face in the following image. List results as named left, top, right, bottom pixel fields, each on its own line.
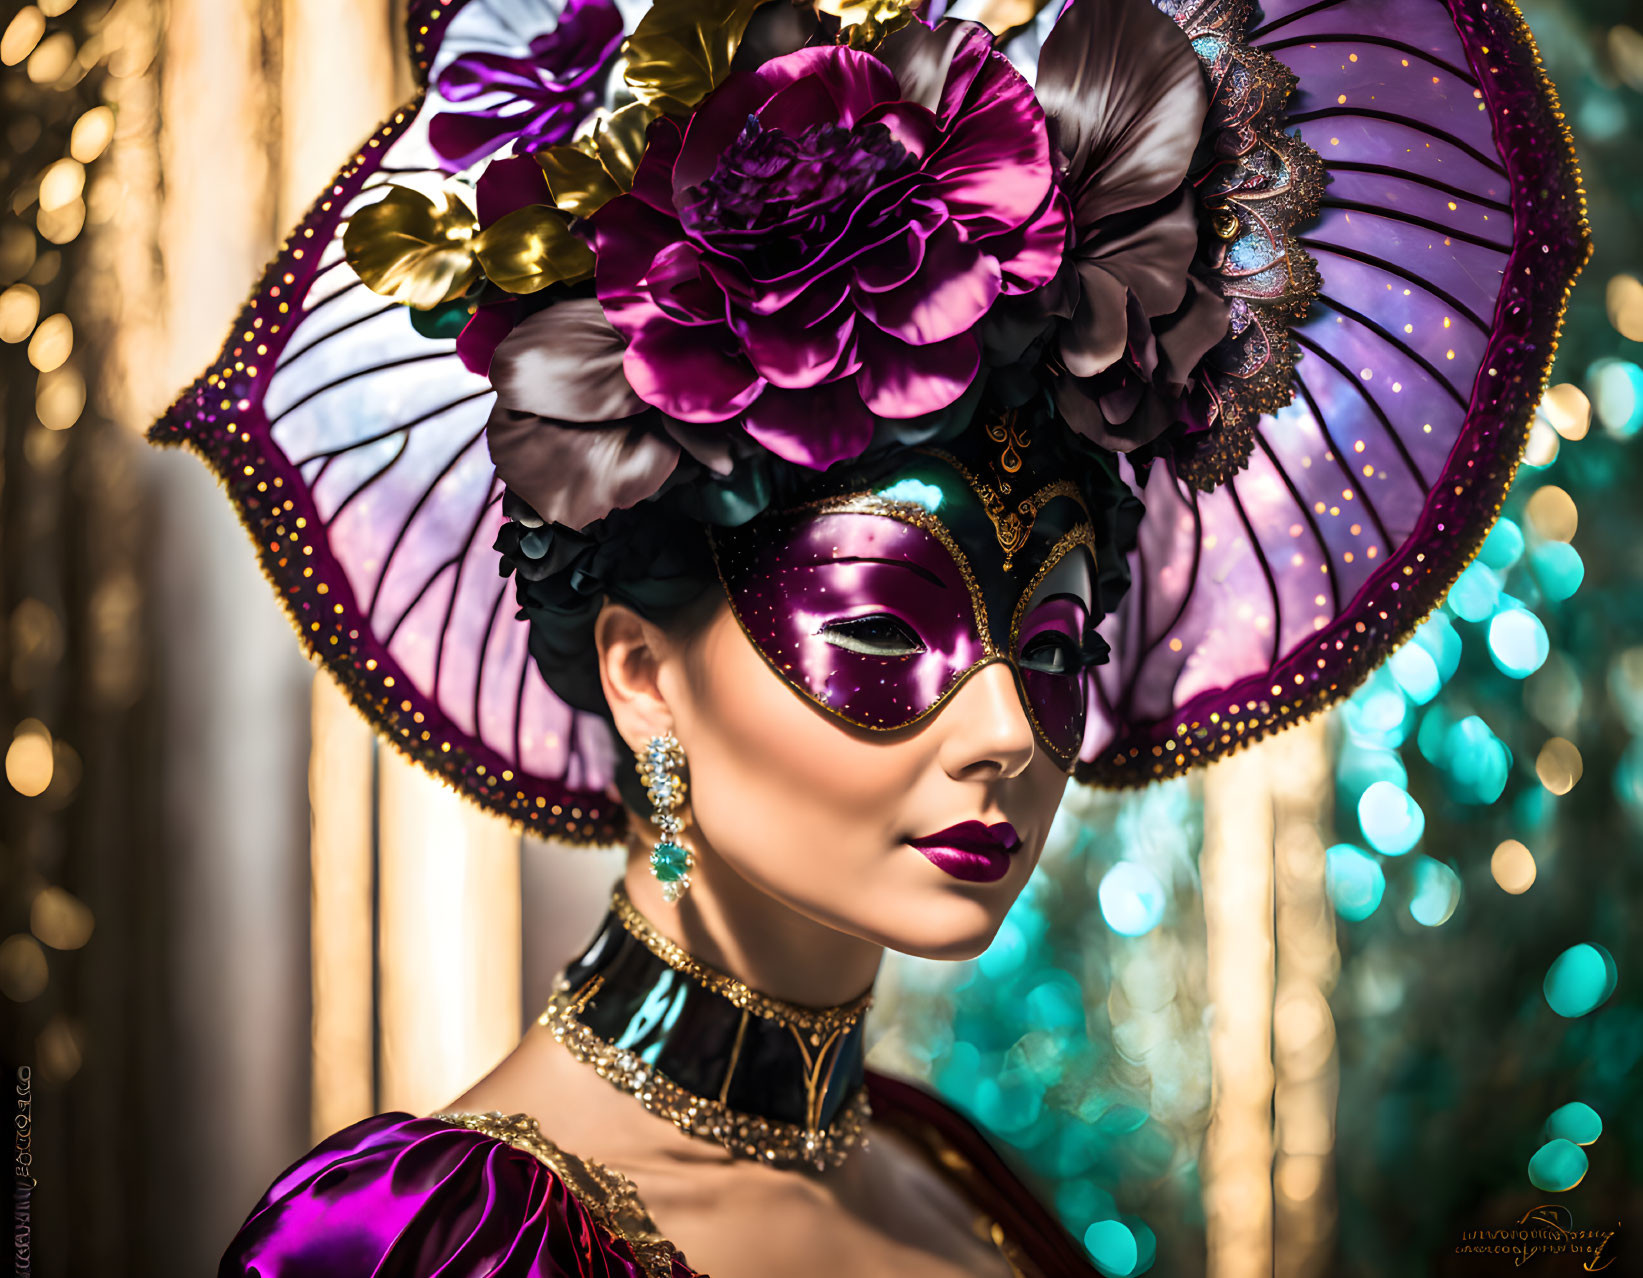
left=654, top=454, right=1100, bottom=961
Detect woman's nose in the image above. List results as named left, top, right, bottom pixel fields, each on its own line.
left=936, top=660, right=1037, bottom=781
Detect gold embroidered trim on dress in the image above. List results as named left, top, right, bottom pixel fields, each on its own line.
left=432, top=1110, right=680, bottom=1278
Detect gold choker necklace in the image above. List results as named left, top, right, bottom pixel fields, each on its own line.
left=539, top=886, right=874, bottom=1169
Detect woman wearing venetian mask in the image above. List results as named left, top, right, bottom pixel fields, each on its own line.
left=152, top=0, right=1584, bottom=1273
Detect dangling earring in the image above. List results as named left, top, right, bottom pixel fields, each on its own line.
left=638, top=732, right=693, bottom=903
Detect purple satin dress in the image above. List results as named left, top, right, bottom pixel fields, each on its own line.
left=219, top=1072, right=1094, bottom=1277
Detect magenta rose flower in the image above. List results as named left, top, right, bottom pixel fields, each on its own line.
left=590, top=23, right=1068, bottom=470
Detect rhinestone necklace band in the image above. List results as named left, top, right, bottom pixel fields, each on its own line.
left=539, top=885, right=875, bottom=1170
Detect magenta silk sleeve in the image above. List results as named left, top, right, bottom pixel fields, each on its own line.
left=217, top=1113, right=683, bottom=1278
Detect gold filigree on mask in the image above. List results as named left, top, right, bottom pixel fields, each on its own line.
left=922, top=434, right=1090, bottom=573
left=343, top=185, right=482, bottom=309
left=815, top=0, right=919, bottom=50
left=622, top=0, right=773, bottom=117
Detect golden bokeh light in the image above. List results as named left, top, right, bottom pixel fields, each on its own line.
left=6, top=719, right=54, bottom=796
left=1490, top=840, right=1537, bottom=894
left=1540, top=383, right=1591, bottom=442
left=69, top=104, right=113, bottom=162
left=1, top=7, right=45, bottom=67
left=1608, top=273, right=1643, bottom=343
left=0, top=933, right=49, bottom=1002
left=1536, top=737, right=1584, bottom=796
left=1524, top=417, right=1561, bottom=467
left=37, top=363, right=85, bottom=429
left=0, top=281, right=40, bottom=342
left=1525, top=485, right=1578, bottom=543
left=37, top=156, right=84, bottom=211
left=38, top=196, right=85, bottom=243
left=26, top=30, right=75, bottom=84
left=31, top=885, right=94, bottom=950
left=26, top=310, right=72, bottom=370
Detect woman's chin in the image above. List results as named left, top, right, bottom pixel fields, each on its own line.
left=855, top=891, right=1015, bottom=964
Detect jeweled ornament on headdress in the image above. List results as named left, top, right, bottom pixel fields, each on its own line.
left=148, top=0, right=1587, bottom=843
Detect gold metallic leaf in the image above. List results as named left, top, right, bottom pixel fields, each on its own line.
left=591, top=102, right=657, bottom=187
left=473, top=206, right=596, bottom=294
left=541, top=102, right=656, bottom=217
left=538, top=147, right=624, bottom=219
left=815, top=0, right=919, bottom=48
left=622, top=0, right=772, bottom=116
left=343, top=185, right=481, bottom=309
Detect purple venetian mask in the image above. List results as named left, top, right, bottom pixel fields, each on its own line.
left=710, top=448, right=1102, bottom=768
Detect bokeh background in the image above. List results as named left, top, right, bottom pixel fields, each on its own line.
left=1, top=1, right=1638, bottom=1274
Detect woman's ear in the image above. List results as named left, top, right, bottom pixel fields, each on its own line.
left=594, top=601, right=676, bottom=752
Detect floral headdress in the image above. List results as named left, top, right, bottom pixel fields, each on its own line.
left=150, top=0, right=1586, bottom=843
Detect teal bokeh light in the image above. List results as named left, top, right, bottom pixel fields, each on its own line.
left=1389, top=642, right=1442, bottom=703
left=1479, top=518, right=1525, bottom=571
left=1529, top=541, right=1585, bottom=602
left=1442, top=715, right=1512, bottom=805
left=1487, top=608, right=1550, bottom=678
left=1097, top=862, right=1167, bottom=937
left=874, top=477, right=944, bottom=511
left=1589, top=358, right=1643, bottom=439
left=1448, top=561, right=1502, bottom=621
left=1413, top=612, right=1463, bottom=683
left=1528, top=1138, right=1588, bottom=1192
left=1326, top=843, right=1386, bottom=921
left=1545, top=1102, right=1602, bottom=1146
left=1543, top=944, right=1619, bottom=1018
left=1358, top=780, right=1425, bottom=855
left=1084, top=1220, right=1136, bottom=1277
left=1409, top=857, right=1461, bottom=926
left=1341, top=666, right=1413, bottom=747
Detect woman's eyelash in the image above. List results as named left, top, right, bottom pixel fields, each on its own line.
left=818, top=614, right=926, bottom=656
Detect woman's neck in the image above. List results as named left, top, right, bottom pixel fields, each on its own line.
left=621, top=818, right=883, bottom=1008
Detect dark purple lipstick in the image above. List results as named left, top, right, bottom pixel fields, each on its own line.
left=907, top=820, right=1021, bottom=884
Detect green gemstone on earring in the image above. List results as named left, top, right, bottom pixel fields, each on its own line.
left=651, top=842, right=689, bottom=882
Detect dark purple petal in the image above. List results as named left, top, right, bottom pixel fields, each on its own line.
left=456, top=300, right=521, bottom=377
left=485, top=407, right=679, bottom=531
left=979, top=185, right=1070, bottom=294
left=741, top=380, right=876, bottom=469
left=853, top=219, right=936, bottom=294
left=1059, top=260, right=1130, bottom=377
left=732, top=300, right=857, bottom=389
left=922, top=44, right=1055, bottom=236
left=855, top=220, right=1000, bottom=346
left=622, top=319, right=765, bottom=422
left=675, top=47, right=900, bottom=190
left=855, top=328, right=979, bottom=418
left=875, top=18, right=980, bottom=118
left=646, top=242, right=723, bottom=326
left=1036, top=0, right=1208, bottom=220
left=476, top=154, right=553, bottom=226
left=1076, top=186, right=1201, bottom=317
left=489, top=299, right=646, bottom=424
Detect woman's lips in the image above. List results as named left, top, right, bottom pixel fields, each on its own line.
left=907, top=820, right=1022, bottom=884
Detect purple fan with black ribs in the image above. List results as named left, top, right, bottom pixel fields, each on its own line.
left=148, top=0, right=1587, bottom=840
left=1078, top=0, right=1587, bottom=784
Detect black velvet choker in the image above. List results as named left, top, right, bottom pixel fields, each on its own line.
left=539, top=886, right=874, bottom=1169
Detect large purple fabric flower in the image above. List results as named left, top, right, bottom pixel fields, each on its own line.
left=590, top=23, right=1067, bottom=470
left=429, top=0, right=623, bottom=171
